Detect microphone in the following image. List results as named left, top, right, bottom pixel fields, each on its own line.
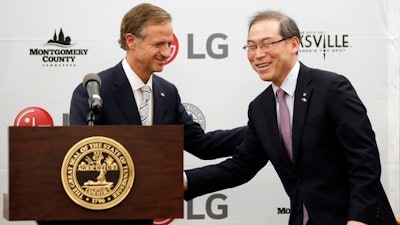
left=82, top=73, right=102, bottom=113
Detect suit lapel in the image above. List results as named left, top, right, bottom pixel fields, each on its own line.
left=111, top=62, right=141, bottom=124
left=292, top=64, right=313, bottom=163
left=152, top=76, right=167, bottom=124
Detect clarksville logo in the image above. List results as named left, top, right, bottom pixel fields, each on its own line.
left=299, top=31, right=351, bottom=60
left=29, top=28, right=88, bottom=67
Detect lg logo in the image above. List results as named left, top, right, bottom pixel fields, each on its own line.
left=187, top=193, right=228, bottom=219
left=155, top=193, right=228, bottom=224
left=165, top=34, right=179, bottom=65
left=187, top=33, right=228, bottom=59
left=14, top=107, right=53, bottom=127
left=154, top=218, right=174, bottom=225
left=165, top=33, right=229, bottom=65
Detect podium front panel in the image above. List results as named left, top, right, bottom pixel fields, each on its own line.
left=4, top=125, right=184, bottom=221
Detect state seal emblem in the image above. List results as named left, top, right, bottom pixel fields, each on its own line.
left=61, top=136, right=135, bottom=210
left=183, top=103, right=206, bottom=131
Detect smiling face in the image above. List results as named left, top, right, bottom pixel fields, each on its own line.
left=125, top=22, right=174, bottom=83
left=246, top=19, right=300, bottom=86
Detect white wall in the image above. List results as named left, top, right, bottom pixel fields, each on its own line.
left=1, top=0, right=399, bottom=224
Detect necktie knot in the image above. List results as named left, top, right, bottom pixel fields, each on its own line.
left=276, top=88, right=286, bottom=102
left=140, top=85, right=151, bottom=102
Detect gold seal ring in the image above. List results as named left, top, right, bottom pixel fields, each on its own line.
left=61, top=136, right=135, bottom=210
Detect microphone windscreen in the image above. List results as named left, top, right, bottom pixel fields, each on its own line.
left=82, top=73, right=102, bottom=88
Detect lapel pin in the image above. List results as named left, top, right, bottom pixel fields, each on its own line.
left=301, top=93, right=307, bottom=102
left=160, top=92, right=165, bottom=97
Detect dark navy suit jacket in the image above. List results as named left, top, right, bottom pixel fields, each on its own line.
left=70, top=61, right=244, bottom=159
left=184, top=63, right=397, bottom=225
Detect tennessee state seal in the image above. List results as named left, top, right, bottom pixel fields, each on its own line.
left=183, top=103, right=206, bottom=131
left=61, top=136, right=135, bottom=210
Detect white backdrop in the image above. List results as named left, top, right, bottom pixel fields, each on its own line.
left=1, top=0, right=399, bottom=224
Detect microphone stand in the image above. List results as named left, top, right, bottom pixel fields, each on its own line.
left=86, top=109, right=95, bottom=126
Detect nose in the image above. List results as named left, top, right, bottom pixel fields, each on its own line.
left=254, top=47, right=267, bottom=57
left=160, top=44, right=172, bottom=58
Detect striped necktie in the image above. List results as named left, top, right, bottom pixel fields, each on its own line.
left=139, top=85, right=151, bottom=126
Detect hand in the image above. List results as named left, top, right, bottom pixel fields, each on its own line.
left=347, top=221, right=367, bottom=225
left=183, top=172, right=188, bottom=191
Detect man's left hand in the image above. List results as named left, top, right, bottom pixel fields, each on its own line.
left=347, top=221, right=367, bottom=225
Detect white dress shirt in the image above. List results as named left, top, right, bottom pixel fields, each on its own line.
left=122, top=58, right=153, bottom=125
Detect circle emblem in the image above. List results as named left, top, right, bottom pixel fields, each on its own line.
left=165, top=34, right=179, bottom=65
left=61, top=136, right=135, bottom=210
left=14, top=106, right=54, bottom=126
left=154, top=218, right=175, bottom=225
left=183, top=103, right=206, bottom=130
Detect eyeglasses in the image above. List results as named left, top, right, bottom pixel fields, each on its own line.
left=242, top=37, right=292, bottom=54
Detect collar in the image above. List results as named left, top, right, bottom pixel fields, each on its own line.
left=272, top=61, right=300, bottom=97
left=122, top=58, right=153, bottom=90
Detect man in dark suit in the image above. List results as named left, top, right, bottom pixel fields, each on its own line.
left=47, top=3, right=244, bottom=225
left=184, top=10, right=397, bottom=225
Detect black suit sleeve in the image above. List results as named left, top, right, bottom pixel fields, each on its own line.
left=184, top=114, right=268, bottom=200
left=327, top=75, right=381, bottom=222
left=169, top=84, right=246, bottom=160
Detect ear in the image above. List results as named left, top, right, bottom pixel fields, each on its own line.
left=125, top=33, right=136, bottom=49
left=290, top=36, right=301, bottom=53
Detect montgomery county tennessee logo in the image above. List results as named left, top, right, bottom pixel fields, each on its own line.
left=29, top=28, right=88, bottom=67
left=299, top=31, right=351, bottom=60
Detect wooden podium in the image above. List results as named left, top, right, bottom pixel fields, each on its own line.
left=3, top=125, right=184, bottom=221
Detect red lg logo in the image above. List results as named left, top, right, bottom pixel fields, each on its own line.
left=154, top=218, right=175, bottom=225
left=165, top=34, right=179, bottom=65
left=14, top=107, right=54, bottom=127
